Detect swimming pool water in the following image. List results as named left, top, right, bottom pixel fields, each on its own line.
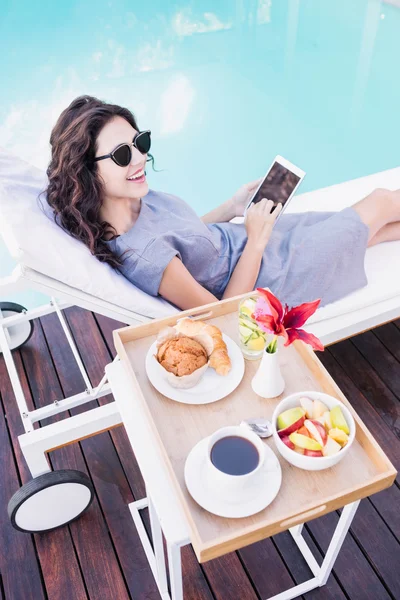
left=1, top=0, right=399, bottom=308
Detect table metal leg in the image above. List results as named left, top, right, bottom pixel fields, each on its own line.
left=269, top=500, right=360, bottom=600
left=129, top=494, right=188, bottom=600
left=130, top=496, right=360, bottom=600
left=289, top=523, right=303, bottom=537
left=148, top=496, right=169, bottom=596
left=167, top=541, right=184, bottom=600
left=318, top=500, right=360, bottom=585
left=289, top=526, right=321, bottom=578
left=129, top=497, right=171, bottom=599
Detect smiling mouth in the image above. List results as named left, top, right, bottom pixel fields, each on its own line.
left=127, top=165, right=145, bottom=178
left=126, top=168, right=146, bottom=182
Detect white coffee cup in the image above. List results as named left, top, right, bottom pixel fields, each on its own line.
left=206, top=425, right=272, bottom=496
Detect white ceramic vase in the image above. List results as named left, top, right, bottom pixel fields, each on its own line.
left=251, top=349, right=285, bottom=398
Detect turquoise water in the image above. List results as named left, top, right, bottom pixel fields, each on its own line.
left=1, top=0, right=399, bottom=308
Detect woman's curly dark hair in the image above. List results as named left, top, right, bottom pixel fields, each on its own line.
left=41, top=94, right=151, bottom=268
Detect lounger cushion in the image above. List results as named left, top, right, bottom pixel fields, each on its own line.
left=287, top=171, right=400, bottom=326
left=0, top=147, right=176, bottom=318
left=0, top=147, right=399, bottom=333
left=233, top=170, right=400, bottom=328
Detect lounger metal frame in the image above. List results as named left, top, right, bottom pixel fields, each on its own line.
left=0, top=264, right=148, bottom=479
left=1, top=262, right=400, bottom=481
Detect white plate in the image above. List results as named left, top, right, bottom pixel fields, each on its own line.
left=184, top=437, right=282, bottom=518
left=145, top=333, right=245, bottom=404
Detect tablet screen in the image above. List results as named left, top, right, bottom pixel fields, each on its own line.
left=251, top=162, right=301, bottom=208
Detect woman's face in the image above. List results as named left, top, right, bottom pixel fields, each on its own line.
left=95, top=116, right=149, bottom=202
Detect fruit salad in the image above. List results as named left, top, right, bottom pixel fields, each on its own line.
left=276, top=397, right=351, bottom=457
left=238, top=297, right=267, bottom=356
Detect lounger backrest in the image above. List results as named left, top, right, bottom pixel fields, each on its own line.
left=0, top=147, right=177, bottom=318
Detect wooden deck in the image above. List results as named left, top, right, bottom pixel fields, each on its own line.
left=0, top=307, right=399, bottom=600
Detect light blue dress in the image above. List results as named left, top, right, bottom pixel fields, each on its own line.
left=106, top=190, right=369, bottom=308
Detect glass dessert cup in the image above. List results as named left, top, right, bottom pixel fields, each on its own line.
left=238, top=296, right=267, bottom=360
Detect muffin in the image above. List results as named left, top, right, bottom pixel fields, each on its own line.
left=153, top=326, right=214, bottom=389
left=157, top=337, right=208, bottom=377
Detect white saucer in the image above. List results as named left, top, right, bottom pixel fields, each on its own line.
left=184, top=437, right=282, bottom=518
left=145, top=333, right=245, bottom=405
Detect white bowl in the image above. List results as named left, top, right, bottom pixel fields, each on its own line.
left=272, top=391, right=356, bottom=471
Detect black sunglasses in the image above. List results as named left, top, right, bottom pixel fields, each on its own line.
left=94, top=130, right=151, bottom=167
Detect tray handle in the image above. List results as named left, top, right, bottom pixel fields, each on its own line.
left=279, top=504, right=327, bottom=529
left=177, top=310, right=214, bottom=322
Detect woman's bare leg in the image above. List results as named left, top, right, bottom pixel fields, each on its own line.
left=368, top=221, right=400, bottom=247
left=351, top=188, right=400, bottom=241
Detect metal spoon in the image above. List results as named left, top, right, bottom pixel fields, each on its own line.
left=240, top=418, right=273, bottom=438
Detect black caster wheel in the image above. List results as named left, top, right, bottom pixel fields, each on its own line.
left=8, top=470, right=94, bottom=533
left=0, top=302, right=34, bottom=351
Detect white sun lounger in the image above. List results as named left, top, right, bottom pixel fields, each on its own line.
left=1, top=147, right=399, bottom=531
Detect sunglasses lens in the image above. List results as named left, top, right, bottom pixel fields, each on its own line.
left=113, top=144, right=131, bottom=166
left=135, top=131, right=151, bottom=154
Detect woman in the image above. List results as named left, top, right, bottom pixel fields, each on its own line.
left=45, top=95, right=400, bottom=311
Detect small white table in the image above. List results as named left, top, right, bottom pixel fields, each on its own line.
left=107, top=360, right=362, bottom=600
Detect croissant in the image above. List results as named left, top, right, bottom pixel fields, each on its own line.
left=175, top=318, right=231, bottom=376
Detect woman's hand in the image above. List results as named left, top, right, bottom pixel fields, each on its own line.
left=201, top=177, right=263, bottom=224
left=244, top=199, right=282, bottom=251
left=230, top=178, right=263, bottom=218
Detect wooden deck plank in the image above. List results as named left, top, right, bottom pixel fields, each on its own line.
left=2, top=308, right=399, bottom=600
left=93, top=313, right=126, bottom=356
left=366, top=486, right=400, bottom=540
left=0, top=351, right=87, bottom=600
left=326, top=338, right=400, bottom=438
left=94, top=312, right=310, bottom=599
left=344, top=499, right=400, bottom=598
left=92, top=313, right=148, bottom=497
left=0, top=388, right=47, bottom=600
left=305, top=510, right=392, bottom=600
left=297, top=344, right=400, bottom=600
left=40, top=310, right=161, bottom=600
left=66, top=308, right=146, bottom=500
left=22, top=317, right=130, bottom=600
left=318, top=349, right=400, bottom=475
left=66, top=308, right=245, bottom=600
left=318, top=348, right=400, bottom=537
left=274, top=530, right=348, bottom=599
left=66, top=308, right=220, bottom=600
left=317, top=346, right=400, bottom=597
left=373, top=322, right=400, bottom=363
left=200, top=553, right=259, bottom=600
left=93, top=311, right=280, bottom=599
left=97, top=311, right=400, bottom=599
left=238, top=538, right=299, bottom=599
left=95, top=310, right=390, bottom=598
left=352, top=327, right=400, bottom=400
left=179, top=547, right=215, bottom=600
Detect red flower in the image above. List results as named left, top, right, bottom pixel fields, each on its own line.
left=252, top=288, right=324, bottom=352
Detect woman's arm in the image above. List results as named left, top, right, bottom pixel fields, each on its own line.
left=159, top=200, right=282, bottom=310
left=222, top=199, right=282, bottom=297
left=159, top=257, right=218, bottom=309
left=201, top=198, right=235, bottom=224
left=200, top=178, right=262, bottom=224
left=221, top=239, right=264, bottom=299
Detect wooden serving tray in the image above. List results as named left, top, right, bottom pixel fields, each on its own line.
left=113, top=293, right=397, bottom=563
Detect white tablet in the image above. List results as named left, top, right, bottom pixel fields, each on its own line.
left=244, top=155, right=305, bottom=221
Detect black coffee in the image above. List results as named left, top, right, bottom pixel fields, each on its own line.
left=210, top=436, right=259, bottom=476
